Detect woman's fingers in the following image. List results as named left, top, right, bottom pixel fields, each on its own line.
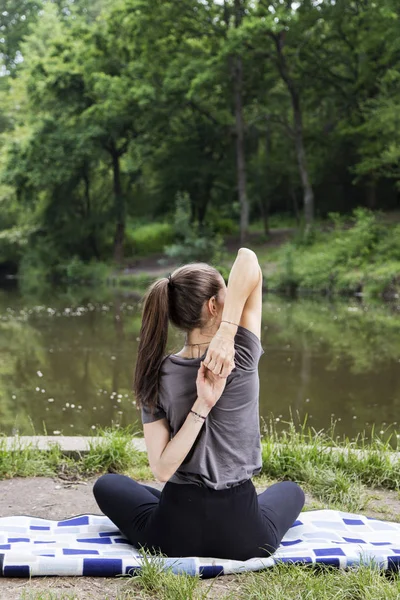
left=204, top=355, right=218, bottom=373
left=204, top=349, right=235, bottom=377
left=219, top=357, right=234, bottom=379
left=196, top=361, right=206, bottom=382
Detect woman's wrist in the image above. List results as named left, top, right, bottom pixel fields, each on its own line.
left=191, top=397, right=212, bottom=418
left=218, top=320, right=238, bottom=338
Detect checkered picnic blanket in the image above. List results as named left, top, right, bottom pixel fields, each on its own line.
left=1, top=510, right=400, bottom=578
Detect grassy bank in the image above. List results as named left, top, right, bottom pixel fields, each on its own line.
left=107, top=209, right=400, bottom=300
left=17, top=561, right=400, bottom=600
left=264, top=209, right=400, bottom=298
left=3, top=422, right=400, bottom=600
left=1, top=422, right=400, bottom=512
left=9, top=209, right=400, bottom=301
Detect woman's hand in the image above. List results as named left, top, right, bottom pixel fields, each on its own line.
left=202, top=327, right=235, bottom=378
left=196, top=362, right=227, bottom=409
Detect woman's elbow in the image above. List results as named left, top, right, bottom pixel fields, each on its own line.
left=238, top=247, right=257, bottom=260
left=151, top=464, right=171, bottom=483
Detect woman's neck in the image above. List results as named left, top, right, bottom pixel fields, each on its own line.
left=176, top=325, right=218, bottom=359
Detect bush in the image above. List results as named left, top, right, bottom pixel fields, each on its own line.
left=0, top=225, right=32, bottom=266
left=18, top=239, right=59, bottom=295
left=164, top=193, right=225, bottom=264
left=124, top=222, right=175, bottom=257
left=18, top=239, right=109, bottom=293
left=209, top=217, right=239, bottom=236
left=270, top=209, right=400, bottom=297
left=332, top=208, right=381, bottom=267
left=61, top=257, right=110, bottom=284
left=363, top=261, right=400, bottom=297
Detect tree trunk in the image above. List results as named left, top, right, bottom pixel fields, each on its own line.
left=366, top=181, right=377, bottom=209
left=198, top=176, right=213, bottom=226
left=82, top=168, right=99, bottom=259
left=259, top=199, right=269, bottom=235
left=259, top=131, right=270, bottom=235
left=111, top=147, right=125, bottom=264
left=290, top=185, right=301, bottom=226
left=234, top=0, right=249, bottom=244
left=292, top=98, right=314, bottom=232
left=274, top=32, right=314, bottom=232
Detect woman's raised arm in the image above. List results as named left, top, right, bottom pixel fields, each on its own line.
left=203, top=248, right=262, bottom=376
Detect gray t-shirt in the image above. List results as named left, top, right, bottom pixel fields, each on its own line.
left=141, top=326, right=263, bottom=490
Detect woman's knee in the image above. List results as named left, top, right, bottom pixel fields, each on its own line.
left=93, top=473, right=110, bottom=502
left=283, top=480, right=305, bottom=510
left=93, top=473, right=126, bottom=503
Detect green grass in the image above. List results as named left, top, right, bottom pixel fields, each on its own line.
left=5, top=421, right=400, bottom=600
left=17, top=564, right=400, bottom=600
left=0, top=436, right=67, bottom=479
left=126, top=550, right=213, bottom=600
left=124, top=221, right=175, bottom=257
left=0, top=427, right=153, bottom=481
left=232, top=563, right=400, bottom=600
left=264, top=209, right=400, bottom=298
left=82, top=427, right=153, bottom=480
left=260, top=419, right=400, bottom=511
left=2, top=422, right=400, bottom=503
left=21, top=594, right=78, bottom=600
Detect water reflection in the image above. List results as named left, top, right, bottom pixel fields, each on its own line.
left=0, top=289, right=399, bottom=438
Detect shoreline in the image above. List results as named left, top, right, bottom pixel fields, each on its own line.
left=3, top=435, right=400, bottom=464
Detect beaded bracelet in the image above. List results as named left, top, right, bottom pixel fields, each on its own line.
left=221, top=319, right=239, bottom=327
left=190, top=409, right=207, bottom=421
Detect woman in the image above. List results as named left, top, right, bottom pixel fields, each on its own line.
left=93, top=248, right=305, bottom=560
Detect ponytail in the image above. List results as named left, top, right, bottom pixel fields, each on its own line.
left=134, top=278, right=169, bottom=412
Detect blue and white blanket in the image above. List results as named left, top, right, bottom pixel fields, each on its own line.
left=1, top=510, right=400, bottom=578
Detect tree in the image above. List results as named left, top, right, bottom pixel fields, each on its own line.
left=0, top=0, right=43, bottom=74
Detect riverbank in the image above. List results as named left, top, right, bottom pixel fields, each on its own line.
left=1, top=426, right=400, bottom=599
left=4, top=210, right=399, bottom=302
left=1, top=476, right=399, bottom=600
left=2, top=424, right=400, bottom=512
left=109, top=210, right=400, bottom=301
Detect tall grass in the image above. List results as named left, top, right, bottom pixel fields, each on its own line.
left=237, top=563, right=400, bottom=600
left=128, top=550, right=212, bottom=600
left=0, top=436, right=67, bottom=478
left=268, top=209, right=400, bottom=297
left=0, top=427, right=152, bottom=481
left=18, top=563, right=400, bottom=600
left=260, top=418, right=400, bottom=511
left=2, top=421, right=400, bottom=513
left=83, top=427, right=153, bottom=480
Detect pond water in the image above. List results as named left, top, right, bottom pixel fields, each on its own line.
left=0, top=287, right=399, bottom=440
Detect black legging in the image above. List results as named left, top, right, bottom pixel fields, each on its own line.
left=93, top=475, right=305, bottom=561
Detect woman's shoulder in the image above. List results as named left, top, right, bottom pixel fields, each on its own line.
left=234, top=326, right=264, bottom=371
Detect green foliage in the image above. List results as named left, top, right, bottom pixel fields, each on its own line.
left=132, top=550, right=207, bottom=600
left=271, top=209, right=400, bottom=297
left=18, top=239, right=110, bottom=292
left=0, top=437, right=67, bottom=479
left=82, top=426, right=143, bottom=475
left=260, top=418, right=400, bottom=512
left=61, top=257, right=110, bottom=285
left=0, top=427, right=152, bottom=481
left=1, top=0, right=400, bottom=280
left=124, top=222, right=175, bottom=257
left=240, top=563, right=400, bottom=600
left=0, top=225, right=32, bottom=266
left=165, top=193, right=225, bottom=264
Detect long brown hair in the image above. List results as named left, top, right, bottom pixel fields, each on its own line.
left=134, top=263, right=222, bottom=412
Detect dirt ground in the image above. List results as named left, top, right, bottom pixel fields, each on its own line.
left=1, top=477, right=399, bottom=600
left=0, top=477, right=164, bottom=600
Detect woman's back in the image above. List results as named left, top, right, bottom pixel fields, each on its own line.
left=142, top=326, right=264, bottom=489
